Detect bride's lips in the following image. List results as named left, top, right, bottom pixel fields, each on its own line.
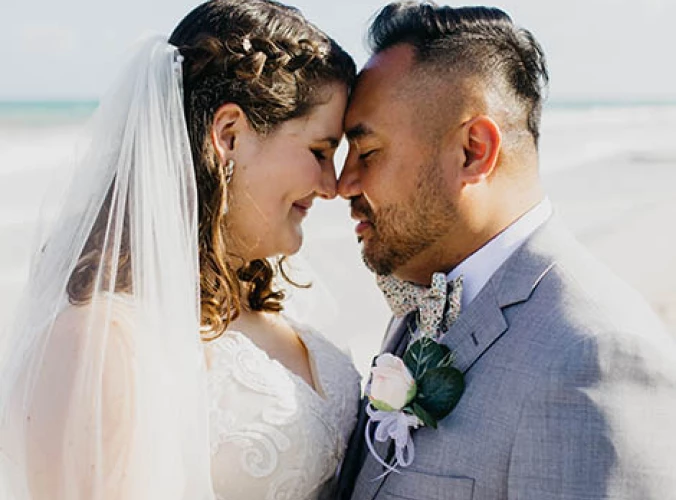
left=292, top=202, right=312, bottom=217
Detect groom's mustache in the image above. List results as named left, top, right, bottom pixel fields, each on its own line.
left=350, top=197, right=375, bottom=225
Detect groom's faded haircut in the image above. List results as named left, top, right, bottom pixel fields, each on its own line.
left=368, top=1, right=549, bottom=146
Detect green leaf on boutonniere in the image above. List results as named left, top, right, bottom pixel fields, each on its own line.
left=410, top=402, right=438, bottom=429
left=415, top=367, right=465, bottom=421
left=403, top=337, right=455, bottom=380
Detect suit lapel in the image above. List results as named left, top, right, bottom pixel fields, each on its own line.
left=353, top=289, right=513, bottom=499
left=440, top=284, right=508, bottom=373
left=440, top=217, right=561, bottom=373
left=380, top=315, right=409, bottom=355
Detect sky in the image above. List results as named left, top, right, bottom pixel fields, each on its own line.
left=0, top=0, right=674, bottom=102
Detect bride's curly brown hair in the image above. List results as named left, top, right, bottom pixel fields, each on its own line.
left=67, top=0, right=356, bottom=341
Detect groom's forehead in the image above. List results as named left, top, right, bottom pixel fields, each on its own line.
left=356, top=45, right=416, bottom=96
left=345, top=46, right=417, bottom=129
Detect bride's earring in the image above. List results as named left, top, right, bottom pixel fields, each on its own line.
left=224, top=159, right=235, bottom=185
left=222, top=159, right=235, bottom=215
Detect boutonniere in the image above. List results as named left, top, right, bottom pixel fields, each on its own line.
left=365, top=336, right=465, bottom=475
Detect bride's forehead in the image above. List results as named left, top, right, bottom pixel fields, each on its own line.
left=264, top=93, right=347, bottom=141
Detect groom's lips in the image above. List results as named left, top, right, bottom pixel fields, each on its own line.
left=355, top=220, right=373, bottom=236
left=351, top=201, right=375, bottom=237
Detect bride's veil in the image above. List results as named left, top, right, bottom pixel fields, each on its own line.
left=0, top=35, right=215, bottom=499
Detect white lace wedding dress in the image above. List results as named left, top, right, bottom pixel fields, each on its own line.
left=0, top=291, right=359, bottom=499
left=206, top=322, right=361, bottom=500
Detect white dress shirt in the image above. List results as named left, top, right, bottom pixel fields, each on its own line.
left=447, top=198, right=553, bottom=311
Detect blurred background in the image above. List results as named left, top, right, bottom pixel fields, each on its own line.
left=1, top=0, right=675, bottom=375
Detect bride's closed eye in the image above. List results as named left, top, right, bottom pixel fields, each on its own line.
left=311, top=149, right=327, bottom=161
left=312, top=145, right=339, bottom=163
left=310, top=135, right=340, bottom=163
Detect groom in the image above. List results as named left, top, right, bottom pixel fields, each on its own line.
left=336, top=2, right=676, bottom=499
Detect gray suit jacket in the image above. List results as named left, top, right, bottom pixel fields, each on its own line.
left=347, top=217, right=676, bottom=500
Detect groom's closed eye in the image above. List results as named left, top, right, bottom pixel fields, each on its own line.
left=345, top=124, right=381, bottom=162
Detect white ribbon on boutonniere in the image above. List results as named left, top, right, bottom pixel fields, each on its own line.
left=365, top=405, right=420, bottom=476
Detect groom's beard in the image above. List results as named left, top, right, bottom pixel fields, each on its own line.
left=351, top=159, right=455, bottom=276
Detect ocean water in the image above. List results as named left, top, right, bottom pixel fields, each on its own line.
left=2, top=99, right=674, bottom=230
left=0, top=101, right=97, bottom=128
left=1, top=100, right=675, bottom=366
left=3, top=100, right=674, bottom=170
left=539, top=102, right=676, bottom=173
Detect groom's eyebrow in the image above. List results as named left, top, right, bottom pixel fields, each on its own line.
left=345, top=123, right=373, bottom=142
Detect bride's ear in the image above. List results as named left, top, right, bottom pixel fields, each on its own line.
left=211, top=103, right=249, bottom=161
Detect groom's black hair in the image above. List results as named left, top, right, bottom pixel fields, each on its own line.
left=368, top=1, right=549, bottom=146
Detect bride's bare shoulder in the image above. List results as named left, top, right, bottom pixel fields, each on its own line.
left=50, top=293, right=138, bottom=355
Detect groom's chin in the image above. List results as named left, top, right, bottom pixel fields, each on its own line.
left=361, top=250, right=394, bottom=276
left=359, top=245, right=375, bottom=271
left=361, top=253, right=377, bottom=274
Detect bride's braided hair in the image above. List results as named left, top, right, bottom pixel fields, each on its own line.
left=67, top=0, right=355, bottom=343
left=170, top=0, right=356, bottom=340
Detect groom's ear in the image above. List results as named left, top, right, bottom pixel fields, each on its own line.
left=460, top=115, right=502, bottom=184
left=211, top=103, right=250, bottom=160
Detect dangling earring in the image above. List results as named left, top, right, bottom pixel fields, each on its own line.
left=224, top=159, right=235, bottom=184
left=222, top=159, right=235, bottom=215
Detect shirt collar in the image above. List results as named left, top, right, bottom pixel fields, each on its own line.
left=447, top=198, right=553, bottom=310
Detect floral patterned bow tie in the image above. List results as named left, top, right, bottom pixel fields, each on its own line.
left=376, top=272, right=463, bottom=339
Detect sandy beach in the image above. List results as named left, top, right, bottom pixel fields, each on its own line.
left=545, top=152, right=676, bottom=331
left=1, top=104, right=676, bottom=376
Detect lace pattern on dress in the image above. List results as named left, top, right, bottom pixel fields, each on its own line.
left=207, top=323, right=360, bottom=500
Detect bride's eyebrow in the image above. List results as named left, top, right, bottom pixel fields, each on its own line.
left=313, top=137, right=340, bottom=148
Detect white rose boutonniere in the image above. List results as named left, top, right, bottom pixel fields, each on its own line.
left=369, top=354, right=417, bottom=411
left=365, top=337, right=465, bottom=475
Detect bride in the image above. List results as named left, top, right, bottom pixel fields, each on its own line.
left=0, top=1, right=360, bottom=498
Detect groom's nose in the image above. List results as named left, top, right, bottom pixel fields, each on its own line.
left=337, top=150, right=361, bottom=200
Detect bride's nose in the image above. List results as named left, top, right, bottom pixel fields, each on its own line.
left=317, top=162, right=337, bottom=200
